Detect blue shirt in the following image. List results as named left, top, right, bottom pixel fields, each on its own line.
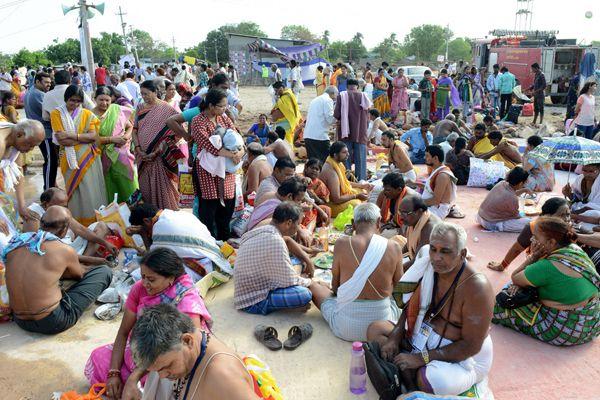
left=498, top=72, right=516, bottom=95
left=247, top=123, right=270, bottom=145
left=24, top=87, right=52, bottom=138
left=401, top=127, right=433, bottom=153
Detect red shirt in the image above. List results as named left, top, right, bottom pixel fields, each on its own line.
left=191, top=112, right=237, bottom=200
left=95, top=67, right=107, bottom=85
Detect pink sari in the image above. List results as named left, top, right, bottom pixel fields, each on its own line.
left=84, top=274, right=211, bottom=385
left=391, top=75, right=409, bottom=116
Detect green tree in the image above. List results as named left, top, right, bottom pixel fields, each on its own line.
left=92, top=32, right=125, bottom=65
left=220, top=21, right=266, bottom=37
left=328, top=40, right=347, bottom=62
left=131, top=29, right=155, bottom=59
left=0, top=53, right=12, bottom=69
left=403, top=24, right=451, bottom=61
left=281, top=25, right=317, bottom=41
left=44, top=38, right=81, bottom=64
left=346, top=32, right=367, bottom=61
left=373, top=33, right=405, bottom=63
left=12, top=49, right=50, bottom=67
left=321, top=30, right=331, bottom=46
left=441, top=37, right=472, bottom=62
left=196, top=22, right=266, bottom=64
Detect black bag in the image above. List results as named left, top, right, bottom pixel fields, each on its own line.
left=496, top=285, right=539, bottom=309
left=363, top=341, right=403, bottom=400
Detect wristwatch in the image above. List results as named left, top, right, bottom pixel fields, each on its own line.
left=421, top=349, right=430, bottom=364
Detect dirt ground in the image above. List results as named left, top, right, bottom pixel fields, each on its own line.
left=2, top=88, right=599, bottom=400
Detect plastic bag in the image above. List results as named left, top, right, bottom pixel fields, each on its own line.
left=333, top=205, right=354, bottom=231
left=230, top=204, right=253, bottom=237
left=178, top=164, right=195, bottom=208
left=467, top=157, right=507, bottom=188
left=57, top=383, right=106, bottom=400
left=95, top=202, right=143, bottom=248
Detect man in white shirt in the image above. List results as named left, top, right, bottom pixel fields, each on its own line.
left=42, top=70, right=94, bottom=122
left=290, top=60, right=302, bottom=96
left=119, top=72, right=141, bottom=105
left=0, top=68, right=12, bottom=92
left=304, top=86, right=338, bottom=162
left=175, top=64, right=195, bottom=86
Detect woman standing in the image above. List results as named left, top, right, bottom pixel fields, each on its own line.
left=373, top=68, right=391, bottom=120
left=458, top=66, right=473, bottom=120
left=315, top=65, right=326, bottom=96
left=132, top=80, right=181, bottom=210
left=50, top=85, right=106, bottom=225
left=390, top=68, right=409, bottom=121
left=190, top=89, right=243, bottom=240
left=163, top=80, right=181, bottom=112
left=92, top=86, right=139, bottom=203
left=573, top=82, right=597, bottom=139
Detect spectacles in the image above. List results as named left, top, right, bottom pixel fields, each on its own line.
left=399, top=210, right=416, bottom=216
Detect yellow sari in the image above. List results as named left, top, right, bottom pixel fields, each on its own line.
left=50, top=108, right=106, bottom=226
left=315, top=70, right=325, bottom=95
left=473, top=135, right=504, bottom=164
left=325, top=156, right=362, bottom=217
left=273, top=89, right=301, bottom=145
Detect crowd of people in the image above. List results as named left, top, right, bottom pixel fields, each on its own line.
left=0, top=56, right=598, bottom=400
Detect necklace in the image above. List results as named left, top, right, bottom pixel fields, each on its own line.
left=175, top=331, right=209, bottom=400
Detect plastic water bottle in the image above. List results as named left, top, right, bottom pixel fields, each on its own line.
left=349, top=342, right=367, bottom=395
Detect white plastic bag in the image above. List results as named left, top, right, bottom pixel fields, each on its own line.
left=467, top=157, right=507, bottom=188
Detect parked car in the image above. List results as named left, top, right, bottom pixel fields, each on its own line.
left=403, top=66, right=432, bottom=82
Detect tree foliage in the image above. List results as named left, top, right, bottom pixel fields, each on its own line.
left=403, top=24, right=451, bottom=61
left=327, top=40, right=347, bottom=62
left=45, top=38, right=81, bottom=64
left=373, top=33, right=405, bottom=63
left=345, top=32, right=367, bottom=61
left=11, top=49, right=50, bottom=67
left=281, top=25, right=317, bottom=42
left=92, top=32, right=125, bottom=65
left=442, top=37, right=472, bottom=62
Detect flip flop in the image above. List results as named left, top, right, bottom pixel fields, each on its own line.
left=254, top=325, right=283, bottom=351
left=447, top=206, right=466, bottom=219
left=283, top=323, right=313, bottom=350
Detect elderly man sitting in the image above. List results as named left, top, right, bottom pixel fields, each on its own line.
left=234, top=202, right=329, bottom=315
left=367, top=222, right=495, bottom=398
left=312, top=203, right=403, bottom=341
left=422, top=145, right=461, bottom=219
left=127, top=203, right=231, bottom=281
left=24, top=187, right=118, bottom=266
left=320, top=141, right=371, bottom=217
left=380, top=131, right=416, bottom=183
left=376, top=171, right=414, bottom=237
left=432, top=114, right=463, bottom=145
left=243, top=142, right=272, bottom=201
left=3, top=206, right=112, bottom=334
left=398, top=195, right=440, bottom=270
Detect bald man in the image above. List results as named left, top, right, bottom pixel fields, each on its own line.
left=243, top=142, right=273, bottom=200
left=3, top=205, right=112, bottom=334
left=0, top=119, right=45, bottom=221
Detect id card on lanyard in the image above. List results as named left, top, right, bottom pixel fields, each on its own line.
left=411, top=321, right=434, bottom=352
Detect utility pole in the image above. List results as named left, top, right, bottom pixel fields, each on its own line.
left=214, top=38, right=219, bottom=64
left=445, top=24, right=450, bottom=62
left=116, top=6, right=129, bottom=52
left=172, top=35, right=177, bottom=61
left=128, top=26, right=140, bottom=65
left=78, top=0, right=95, bottom=87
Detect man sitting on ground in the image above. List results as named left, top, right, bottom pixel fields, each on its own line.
left=399, top=195, right=440, bottom=270
left=477, top=167, right=532, bottom=232
left=422, top=145, right=460, bottom=219
left=254, top=156, right=296, bottom=207
left=477, top=130, right=522, bottom=169
left=264, top=126, right=295, bottom=167
left=432, top=114, right=462, bottom=145
left=129, top=304, right=268, bottom=400
left=234, top=202, right=328, bottom=315
left=312, top=203, right=403, bottom=341
left=3, top=206, right=112, bottom=334
left=127, top=203, right=231, bottom=281
left=320, top=141, right=371, bottom=217
left=467, top=123, right=503, bottom=164
left=376, top=171, right=414, bottom=237
left=381, top=131, right=416, bottom=182
left=483, top=115, right=499, bottom=132
left=400, top=119, right=433, bottom=164
left=24, top=187, right=117, bottom=265
left=367, top=223, right=495, bottom=398
left=243, top=142, right=272, bottom=201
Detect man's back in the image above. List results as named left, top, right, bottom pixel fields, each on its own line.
left=334, top=234, right=403, bottom=300
left=434, top=120, right=459, bottom=138
left=334, top=91, right=369, bottom=144
left=5, top=241, right=74, bottom=317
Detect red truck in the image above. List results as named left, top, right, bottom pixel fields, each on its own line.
left=473, top=31, right=599, bottom=103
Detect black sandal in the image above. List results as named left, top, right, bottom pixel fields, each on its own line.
left=283, top=323, right=313, bottom=350
left=254, top=325, right=283, bottom=351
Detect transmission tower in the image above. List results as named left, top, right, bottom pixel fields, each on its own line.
left=515, top=0, right=534, bottom=30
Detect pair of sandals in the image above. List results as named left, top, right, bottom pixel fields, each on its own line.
left=254, top=323, right=313, bottom=351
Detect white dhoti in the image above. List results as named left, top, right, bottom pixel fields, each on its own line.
left=422, top=166, right=457, bottom=220
left=428, top=203, right=452, bottom=219
left=321, top=297, right=400, bottom=342
left=400, top=169, right=417, bottom=183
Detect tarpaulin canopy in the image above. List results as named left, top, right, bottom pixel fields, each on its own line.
left=247, top=39, right=325, bottom=62
left=247, top=39, right=288, bottom=59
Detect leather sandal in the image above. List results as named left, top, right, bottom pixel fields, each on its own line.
left=283, top=323, right=313, bottom=350
left=254, top=325, right=283, bottom=351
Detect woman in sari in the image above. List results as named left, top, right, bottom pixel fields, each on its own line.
left=458, top=66, right=473, bottom=121
left=271, top=81, right=301, bottom=145
left=163, top=80, right=181, bottom=112
left=190, top=89, right=242, bottom=240
left=50, top=85, right=106, bottom=226
left=315, top=65, right=326, bottom=96
left=492, top=217, right=600, bottom=346
left=0, top=91, right=19, bottom=123
left=391, top=68, right=409, bottom=121
left=92, top=86, right=139, bottom=203
left=373, top=68, right=391, bottom=120
left=133, top=79, right=181, bottom=210
left=107, top=85, right=133, bottom=109
left=85, top=248, right=212, bottom=400
left=472, top=67, right=485, bottom=108
left=444, top=137, right=474, bottom=186
left=523, top=135, right=554, bottom=192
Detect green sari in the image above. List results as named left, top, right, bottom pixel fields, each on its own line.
left=98, top=104, right=138, bottom=203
